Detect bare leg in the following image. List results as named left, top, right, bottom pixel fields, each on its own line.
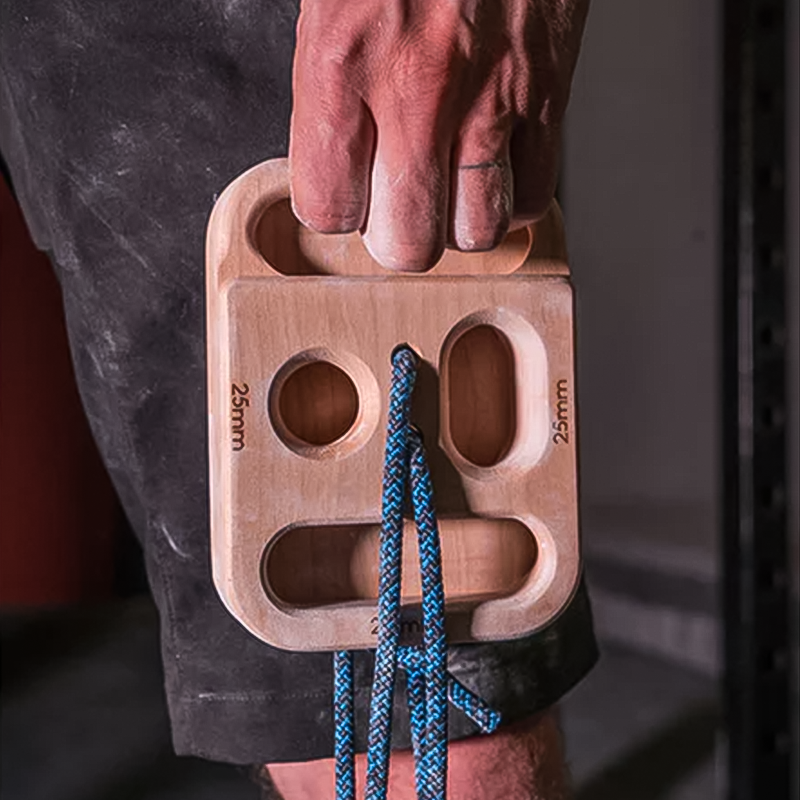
left=268, top=707, right=570, bottom=800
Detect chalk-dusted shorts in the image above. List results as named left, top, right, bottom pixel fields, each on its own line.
left=0, top=0, right=598, bottom=764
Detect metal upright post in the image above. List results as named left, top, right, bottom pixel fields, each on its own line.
left=721, top=0, right=792, bottom=798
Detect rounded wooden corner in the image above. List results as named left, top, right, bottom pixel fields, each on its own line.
left=468, top=515, right=581, bottom=641
left=206, top=159, right=290, bottom=288
left=210, top=556, right=265, bottom=644
left=514, top=201, right=570, bottom=276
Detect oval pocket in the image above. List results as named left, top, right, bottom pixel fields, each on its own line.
left=446, top=325, right=516, bottom=467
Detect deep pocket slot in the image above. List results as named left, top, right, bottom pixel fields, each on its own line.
left=264, top=518, right=537, bottom=607
left=446, top=325, right=516, bottom=467
left=276, top=361, right=358, bottom=446
left=253, top=198, right=532, bottom=276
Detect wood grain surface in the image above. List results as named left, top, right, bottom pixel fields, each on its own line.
left=207, top=158, right=580, bottom=651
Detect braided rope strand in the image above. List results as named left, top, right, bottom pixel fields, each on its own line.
left=448, top=676, right=501, bottom=734
left=401, top=651, right=428, bottom=798
left=408, top=429, right=448, bottom=800
left=365, top=347, right=418, bottom=799
left=332, top=345, right=501, bottom=800
left=333, top=650, right=356, bottom=800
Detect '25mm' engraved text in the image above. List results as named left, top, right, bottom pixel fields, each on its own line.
left=553, top=379, right=570, bottom=445
left=231, top=383, right=249, bottom=451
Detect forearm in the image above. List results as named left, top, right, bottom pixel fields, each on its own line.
left=268, top=707, right=571, bottom=800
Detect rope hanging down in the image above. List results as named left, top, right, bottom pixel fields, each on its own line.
left=333, top=346, right=501, bottom=800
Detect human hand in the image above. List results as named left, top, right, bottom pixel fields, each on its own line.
left=289, top=0, right=589, bottom=271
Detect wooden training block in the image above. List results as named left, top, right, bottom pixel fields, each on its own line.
left=207, top=158, right=581, bottom=651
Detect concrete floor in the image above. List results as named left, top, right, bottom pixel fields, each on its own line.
left=1, top=597, right=719, bottom=800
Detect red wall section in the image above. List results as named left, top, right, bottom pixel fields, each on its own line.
left=0, top=177, right=118, bottom=604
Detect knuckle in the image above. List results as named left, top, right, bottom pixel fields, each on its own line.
left=389, top=37, right=452, bottom=95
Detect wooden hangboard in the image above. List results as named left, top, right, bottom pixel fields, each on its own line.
left=207, top=158, right=581, bottom=651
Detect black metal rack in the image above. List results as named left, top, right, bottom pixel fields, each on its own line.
left=721, top=0, right=793, bottom=798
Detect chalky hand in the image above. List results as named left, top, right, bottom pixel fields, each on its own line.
left=289, top=0, right=589, bottom=271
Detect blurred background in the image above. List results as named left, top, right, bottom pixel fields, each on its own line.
left=2, top=1, right=798, bottom=799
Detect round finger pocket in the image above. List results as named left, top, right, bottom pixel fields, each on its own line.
left=268, top=348, right=379, bottom=459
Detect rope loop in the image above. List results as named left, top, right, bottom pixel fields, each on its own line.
left=333, top=345, right=500, bottom=800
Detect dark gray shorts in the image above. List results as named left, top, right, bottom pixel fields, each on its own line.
left=0, top=0, right=598, bottom=765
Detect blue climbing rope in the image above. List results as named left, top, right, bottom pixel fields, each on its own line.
left=333, top=345, right=501, bottom=800
left=333, top=650, right=355, bottom=799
